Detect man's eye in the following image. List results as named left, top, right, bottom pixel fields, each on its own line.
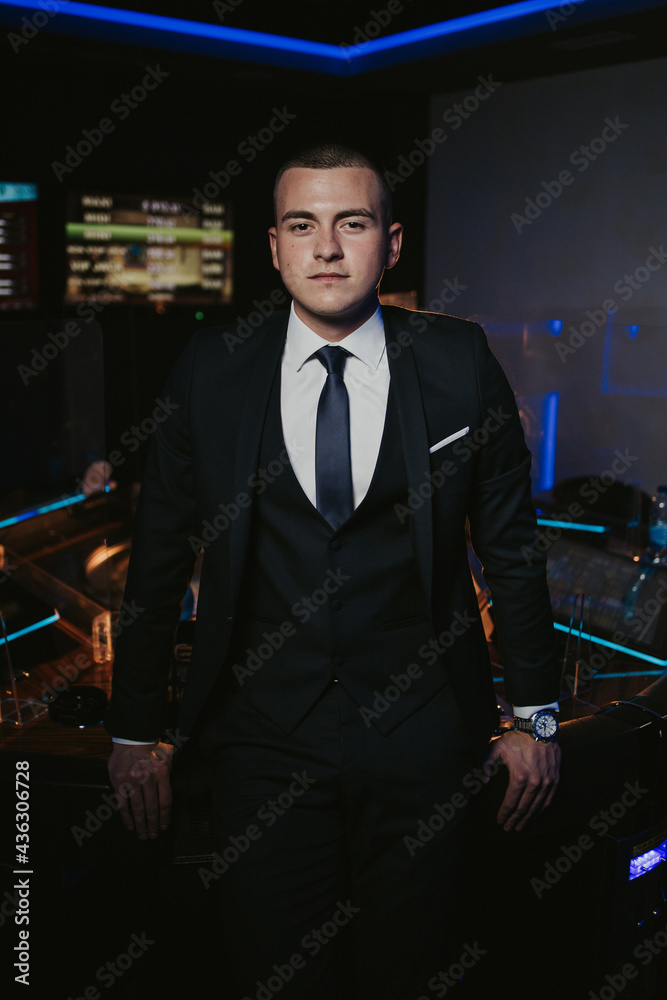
left=291, top=223, right=311, bottom=231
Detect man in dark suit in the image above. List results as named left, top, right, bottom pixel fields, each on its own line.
left=107, top=144, right=560, bottom=998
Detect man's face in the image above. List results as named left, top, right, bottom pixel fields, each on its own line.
left=269, top=166, right=402, bottom=340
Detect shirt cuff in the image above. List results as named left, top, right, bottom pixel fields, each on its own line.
left=513, top=702, right=559, bottom=718
left=112, top=737, right=157, bottom=745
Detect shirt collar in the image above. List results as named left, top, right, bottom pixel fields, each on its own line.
left=285, top=301, right=386, bottom=374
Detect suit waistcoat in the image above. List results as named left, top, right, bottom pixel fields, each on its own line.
left=226, top=365, right=449, bottom=735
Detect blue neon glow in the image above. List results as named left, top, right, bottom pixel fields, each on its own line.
left=629, top=839, right=667, bottom=881
left=537, top=392, right=558, bottom=493
left=548, top=320, right=562, bottom=336
left=552, top=622, right=667, bottom=667
left=0, top=493, right=86, bottom=530
left=628, top=325, right=640, bottom=339
left=0, top=0, right=640, bottom=74
left=537, top=518, right=608, bottom=534
left=0, top=182, right=37, bottom=203
left=0, top=611, right=60, bottom=645
left=597, top=670, right=665, bottom=679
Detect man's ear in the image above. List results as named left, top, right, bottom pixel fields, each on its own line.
left=268, top=227, right=280, bottom=272
left=386, top=222, right=403, bottom=270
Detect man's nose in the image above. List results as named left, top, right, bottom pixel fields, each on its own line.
left=314, top=230, right=343, bottom=260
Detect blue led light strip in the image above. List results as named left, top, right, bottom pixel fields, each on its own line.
left=552, top=622, right=667, bottom=667
left=0, top=0, right=653, bottom=75
left=0, top=493, right=86, bottom=531
left=537, top=518, right=608, bottom=534
left=0, top=612, right=60, bottom=645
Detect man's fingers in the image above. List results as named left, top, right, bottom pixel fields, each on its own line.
left=135, top=781, right=161, bottom=840
left=108, top=742, right=173, bottom=840
left=497, top=776, right=540, bottom=831
left=118, top=795, right=135, bottom=832
left=490, top=733, right=561, bottom=831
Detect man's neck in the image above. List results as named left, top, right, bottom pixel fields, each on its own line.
left=293, top=301, right=380, bottom=342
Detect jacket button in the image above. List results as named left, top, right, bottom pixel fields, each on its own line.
left=330, top=539, right=342, bottom=551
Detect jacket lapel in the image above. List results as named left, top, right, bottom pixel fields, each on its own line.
left=229, top=314, right=288, bottom=612
left=383, top=308, right=434, bottom=610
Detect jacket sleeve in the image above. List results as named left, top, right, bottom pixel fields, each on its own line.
left=467, top=324, right=560, bottom=708
left=105, top=336, right=200, bottom=741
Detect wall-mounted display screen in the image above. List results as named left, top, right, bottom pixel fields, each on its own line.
left=0, top=183, right=39, bottom=310
left=65, top=193, right=233, bottom=306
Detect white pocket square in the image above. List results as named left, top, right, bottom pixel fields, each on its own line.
left=428, top=426, right=470, bottom=454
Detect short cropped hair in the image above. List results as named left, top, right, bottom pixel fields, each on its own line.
left=273, top=143, right=392, bottom=227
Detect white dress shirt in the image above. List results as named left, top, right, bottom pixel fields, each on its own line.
left=113, top=302, right=555, bottom=743
left=281, top=302, right=389, bottom=511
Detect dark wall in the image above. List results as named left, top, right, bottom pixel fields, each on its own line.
left=424, top=57, right=667, bottom=496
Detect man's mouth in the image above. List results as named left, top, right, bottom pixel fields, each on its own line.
left=310, top=273, right=348, bottom=282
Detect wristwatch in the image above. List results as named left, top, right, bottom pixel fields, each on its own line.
left=513, top=709, right=559, bottom=742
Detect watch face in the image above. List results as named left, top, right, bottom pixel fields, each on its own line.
left=534, top=711, right=558, bottom=739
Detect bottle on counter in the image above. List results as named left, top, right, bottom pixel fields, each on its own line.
left=648, top=486, right=667, bottom=565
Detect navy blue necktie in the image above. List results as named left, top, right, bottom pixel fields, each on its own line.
left=315, top=345, right=353, bottom=530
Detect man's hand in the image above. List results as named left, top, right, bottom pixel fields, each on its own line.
left=81, top=460, right=117, bottom=497
left=484, top=731, right=561, bottom=833
left=108, top=742, right=174, bottom=840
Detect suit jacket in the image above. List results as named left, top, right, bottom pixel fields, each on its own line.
left=106, top=305, right=559, bottom=746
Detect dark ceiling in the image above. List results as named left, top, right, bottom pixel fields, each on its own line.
left=1, top=1, right=666, bottom=95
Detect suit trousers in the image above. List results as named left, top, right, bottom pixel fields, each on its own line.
left=197, top=677, right=484, bottom=1000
